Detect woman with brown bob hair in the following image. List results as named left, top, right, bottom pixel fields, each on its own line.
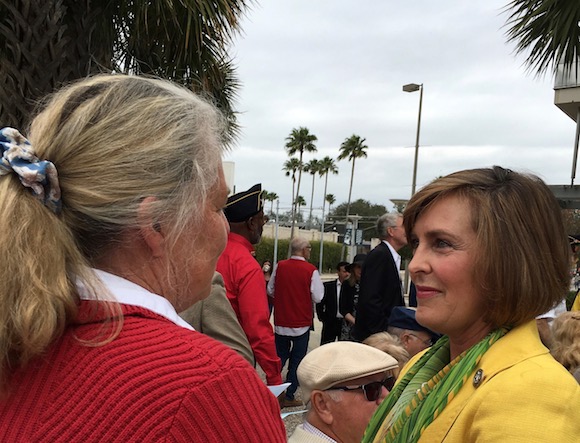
left=0, top=75, right=285, bottom=441
left=365, top=166, right=579, bottom=442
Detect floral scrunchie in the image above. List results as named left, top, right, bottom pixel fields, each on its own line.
left=0, top=127, right=61, bottom=214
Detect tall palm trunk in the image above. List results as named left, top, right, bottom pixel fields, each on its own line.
left=0, top=0, right=109, bottom=128
left=322, top=173, right=329, bottom=221
left=308, top=172, right=316, bottom=229
left=289, top=152, right=303, bottom=246
left=341, top=158, right=357, bottom=260
left=318, top=171, right=330, bottom=271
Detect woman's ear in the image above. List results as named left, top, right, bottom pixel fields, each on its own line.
left=138, top=196, right=165, bottom=258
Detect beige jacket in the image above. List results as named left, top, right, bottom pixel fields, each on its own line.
left=179, top=272, right=254, bottom=366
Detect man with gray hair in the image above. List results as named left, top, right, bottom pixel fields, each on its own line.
left=353, top=212, right=407, bottom=342
left=288, top=341, right=398, bottom=443
left=268, top=237, right=324, bottom=407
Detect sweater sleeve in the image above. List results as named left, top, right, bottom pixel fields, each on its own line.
left=236, top=260, right=283, bottom=385
left=169, top=366, right=286, bottom=442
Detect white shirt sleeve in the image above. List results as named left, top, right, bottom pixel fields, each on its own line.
left=310, top=270, right=324, bottom=303
left=267, top=265, right=277, bottom=297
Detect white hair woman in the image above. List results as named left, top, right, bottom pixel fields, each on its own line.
left=0, top=75, right=285, bottom=441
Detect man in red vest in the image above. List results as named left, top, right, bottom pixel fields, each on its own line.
left=268, top=237, right=324, bottom=407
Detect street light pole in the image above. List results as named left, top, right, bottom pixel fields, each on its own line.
left=403, top=83, right=424, bottom=195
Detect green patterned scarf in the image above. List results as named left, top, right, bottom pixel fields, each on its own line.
left=363, top=328, right=508, bottom=443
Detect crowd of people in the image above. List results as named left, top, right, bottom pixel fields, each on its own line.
left=0, top=74, right=578, bottom=442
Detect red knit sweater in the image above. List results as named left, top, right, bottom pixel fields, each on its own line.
left=0, top=301, right=286, bottom=442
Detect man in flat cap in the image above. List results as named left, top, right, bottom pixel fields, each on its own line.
left=387, top=306, right=440, bottom=357
left=289, top=342, right=398, bottom=443
left=216, top=184, right=283, bottom=386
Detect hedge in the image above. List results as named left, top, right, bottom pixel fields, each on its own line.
left=255, top=238, right=343, bottom=273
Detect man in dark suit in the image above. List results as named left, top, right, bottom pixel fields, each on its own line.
left=316, top=261, right=350, bottom=345
left=353, top=212, right=407, bottom=341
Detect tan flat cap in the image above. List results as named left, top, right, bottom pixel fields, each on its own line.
left=298, top=341, right=398, bottom=401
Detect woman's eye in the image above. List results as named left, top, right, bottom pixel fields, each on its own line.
left=409, top=238, right=419, bottom=249
left=435, top=239, right=452, bottom=249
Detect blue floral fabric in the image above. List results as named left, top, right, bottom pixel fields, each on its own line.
left=0, top=127, right=61, bottom=214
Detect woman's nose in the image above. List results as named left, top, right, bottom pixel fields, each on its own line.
left=408, top=246, right=428, bottom=276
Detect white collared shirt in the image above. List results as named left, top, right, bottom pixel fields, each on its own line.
left=336, top=280, right=343, bottom=318
left=301, top=421, right=338, bottom=442
left=77, top=269, right=195, bottom=331
left=384, top=240, right=401, bottom=272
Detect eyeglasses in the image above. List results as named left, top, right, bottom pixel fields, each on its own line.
left=408, top=333, right=433, bottom=347
left=326, top=376, right=396, bottom=402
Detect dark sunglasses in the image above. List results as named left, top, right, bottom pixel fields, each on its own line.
left=327, top=376, right=396, bottom=402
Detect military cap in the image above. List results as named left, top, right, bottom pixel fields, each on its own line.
left=223, top=183, right=264, bottom=222
left=388, top=307, right=441, bottom=342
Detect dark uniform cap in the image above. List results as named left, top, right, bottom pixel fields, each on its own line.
left=223, top=183, right=263, bottom=222
left=388, top=307, right=442, bottom=342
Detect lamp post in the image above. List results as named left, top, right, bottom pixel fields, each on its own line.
left=402, top=83, right=424, bottom=195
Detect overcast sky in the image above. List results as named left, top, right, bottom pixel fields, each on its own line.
left=224, top=0, right=576, bottom=216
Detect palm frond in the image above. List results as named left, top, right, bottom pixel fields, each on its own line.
left=504, top=0, right=580, bottom=76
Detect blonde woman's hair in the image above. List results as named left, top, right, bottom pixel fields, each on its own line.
left=363, top=332, right=410, bottom=371
left=551, top=311, right=580, bottom=374
left=0, top=74, right=226, bottom=389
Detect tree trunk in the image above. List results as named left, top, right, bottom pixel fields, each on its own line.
left=0, top=0, right=112, bottom=129
left=289, top=151, right=303, bottom=247
left=308, top=172, right=316, bottom=229
left=341, top=158, right=356, bottom=260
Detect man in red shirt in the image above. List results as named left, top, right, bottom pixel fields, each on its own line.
left=268, top=237, right=324, bottom=407
left=217, top=184, right=283, bottom=386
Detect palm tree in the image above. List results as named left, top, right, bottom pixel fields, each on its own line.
left=318, top=156, right=339, bottom=221
left=283, top=158, right=302, bottom=224
left=263, top=191, right=278, bottom=217
left=304, top=159, right=321, bottom=229
left=325, top=193, right=336, bottom=213
left=338, top=135, right=368, bottom=223
left=294, top=195, right=307, bottom=222
left=317, top=157, right=338, bottom=272
left=0, top=0, right=249, bottom=144
left=285, top=127, right=318, bottom=238
left=504, top=0, right=580, bottom=76
left=338, top=134, right=368, bottom=259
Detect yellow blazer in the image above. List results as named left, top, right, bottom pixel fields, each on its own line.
left=572, top=292, right=580, bottom=311
left=401, top=321, right=580, bottom=442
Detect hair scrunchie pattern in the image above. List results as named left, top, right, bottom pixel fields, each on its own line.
left=0, top=127, right=62, bottom=214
